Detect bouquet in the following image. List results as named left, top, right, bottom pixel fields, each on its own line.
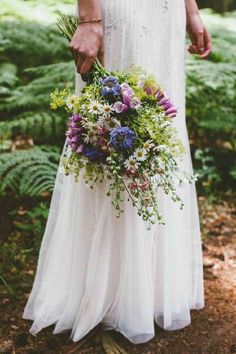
left=50, top=16, right=196, bottom=228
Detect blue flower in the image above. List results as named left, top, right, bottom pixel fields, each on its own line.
left=85, top=147, right=105, bottom=162
left=110, top=127, right=136, bottom=150
left=101, top=76, right=121, bottom=97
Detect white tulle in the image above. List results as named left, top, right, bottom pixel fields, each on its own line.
left=23, top=0, right=204, bottom=344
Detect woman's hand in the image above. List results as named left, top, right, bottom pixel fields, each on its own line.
left=70, top=22, right=104, bottom=79
left=186, top=13, right=212, bottom=59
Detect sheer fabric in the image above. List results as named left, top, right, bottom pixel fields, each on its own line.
left=23, top=0, right=204, bottom=344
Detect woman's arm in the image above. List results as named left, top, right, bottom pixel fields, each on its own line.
left=185, top=0, right=212, bottom=58
left=70, top=0, right=104, bottom=78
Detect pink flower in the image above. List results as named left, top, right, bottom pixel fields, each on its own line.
left=122, top=93, right=133, bottom=109
left=113, top=101, right=129, bottom=113
left=120, top=83, right=134, bottom=96
left=98, top=127, right=108, bottom=135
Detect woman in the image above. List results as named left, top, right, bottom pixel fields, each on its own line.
left=23, top=0, right=212, bottom=347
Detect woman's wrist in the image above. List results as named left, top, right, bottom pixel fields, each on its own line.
left=78, top=0, right=102, bottom=22
left=185, top=0, right=200, bottom=19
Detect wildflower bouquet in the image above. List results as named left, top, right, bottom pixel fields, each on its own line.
left=50, top=16, right=196, bottom=227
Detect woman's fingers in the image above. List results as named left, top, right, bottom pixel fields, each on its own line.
left=196, top=30, right=204, bottom=54
left=200, top=28, right=212, bottom=59
left=188, top=28, right=212, bottom=59
left=97, top=42, right=105, bottom=66
left=76, top=52, right=85, bottom=74
left=188, top=44, right=198, bottom=54
left=80, top=54, right=96, bottom=75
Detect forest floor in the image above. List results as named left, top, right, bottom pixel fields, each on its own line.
left=0, top=196, right=236, bottom=354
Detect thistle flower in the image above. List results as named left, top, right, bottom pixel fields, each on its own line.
left=101, top=76, right=120, bottom=97
left=85, top=148, right=105, bottom=162
left=110, top=127, right=136, bottom=150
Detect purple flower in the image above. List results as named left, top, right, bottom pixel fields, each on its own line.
left=155, top=90, right=164, bottom=100
left=69, top=142, right=78, bottom=151
left=120, top=83, right=134, bottom=96
left=101, top=76, right=120, bottom=97
left=162, top=101, right=173, bottom=111
left=113, top=101, right=129, bottom=114
left=70, top=136, right=81, bottom=144
left=165, top=107, right=178, bottom=118
left=70, top=113, right=82, bottom=122
left=110, top=127, right=136, bottom=150
left=76, top=144, right=85, bottom=154
left=122, top=93, right=133, bottom=109
left=67, top=127, right=84, bottom=138
left=156, top=90, right=178, bottom=118
left=70, top=122, right=79, bottom=129
left=85, top=147, right=105, bottom=162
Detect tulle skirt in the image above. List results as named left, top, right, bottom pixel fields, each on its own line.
left=23, top=0, right=204, bottom=344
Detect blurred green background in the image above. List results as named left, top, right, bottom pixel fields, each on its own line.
left=0, top=0, right=235, bottom=294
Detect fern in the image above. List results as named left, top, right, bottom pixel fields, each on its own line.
left=186, top=59, right=236, bottom=141
left=0, top=21, right=71, bottom=70
left=0, top=62, right=74, bottom=112
left=0, top=111, right=67, bottom=143
left=0, top=63, right=18, bottom=88
left=0, top=146, right=60, bottom=196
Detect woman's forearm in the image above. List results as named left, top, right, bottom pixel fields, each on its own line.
left=78, top=0, right=102, bottom=21
left=185, top=0, right=200, bottom=18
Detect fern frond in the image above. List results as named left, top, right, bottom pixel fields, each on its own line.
left=0, top=62, right=74, bottom=112
left=0, top=21, right=71, bottom=70
left=0, top=111, right=67, bottom=143
left=0, top=146, right=60, bottom=196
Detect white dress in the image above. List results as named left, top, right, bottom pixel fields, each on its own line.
left=23, top=0, right=204, bottom=345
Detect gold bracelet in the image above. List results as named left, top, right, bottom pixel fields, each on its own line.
left=78, top=18, right=103, bottom=24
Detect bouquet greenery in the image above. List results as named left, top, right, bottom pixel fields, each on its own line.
left=50, top=16, right=196, bottom=228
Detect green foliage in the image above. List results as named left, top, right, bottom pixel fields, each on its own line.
left=0, top=62, right=74, bottom=112
left=0, top=111, right=67, bottom=144
left=0, top=0, right=75, bottom=23
left=13, top=202, right=49, bottom=249
left=186, top=19, right=236, bottom=193
left=0, top=146, right=60, bottom=196
left=0, top=22, right=71, bottom=71
left=186, top=59, right=236, bottom=138
left=194, top=148, right=222, bottom=193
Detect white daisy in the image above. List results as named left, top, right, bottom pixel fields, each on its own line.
left=124, top=156, right=140, bottom=170
left=84, top=129, right=98, bottom=144
left=83, top=122, right=98, bottom=131
left=66, top=94, right=77, bottom=110
left=143, top=140, right=154, bottom=151
left=102, top=104, right=113, bottom=115
left=133, top=148, right=147, bottom=161
left=97, top=115, right=111, bottom=128
left=88, top=100, right=103, bottom=114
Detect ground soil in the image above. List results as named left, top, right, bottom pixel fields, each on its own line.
left=0, top=196, right=236, bottom=354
